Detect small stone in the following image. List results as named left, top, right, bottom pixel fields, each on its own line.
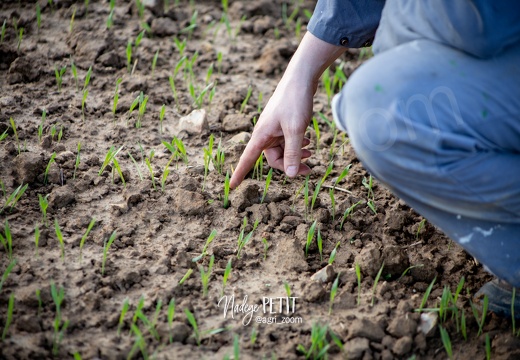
left=179, top=109, right=208, bottom=135
left=222, top=113, right=252, bottom=132
left=392, top=336, right=413, bottom=356
left=310, top=264, right=335, bottom=283
left=349, top=318, right=386, bottom=342
left=229, top=132, right=251, bottom=144
left=49, top=185, right=76, bottom=209
left=151, top=17, right=179, bottom=37
left=345, top=337, right=370, bottom=360
left=417, top=312, right=438, bottom=337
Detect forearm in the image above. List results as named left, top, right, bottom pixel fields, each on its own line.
left=278, top=31, right=347, bottom=93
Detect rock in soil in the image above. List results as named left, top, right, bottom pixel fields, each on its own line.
left=178, top=109, right=208, bottom=135
left=310, top=264, right=335, bottom=283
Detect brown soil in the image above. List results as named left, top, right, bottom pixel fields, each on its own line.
left=0, top=1, right=518, bottom=359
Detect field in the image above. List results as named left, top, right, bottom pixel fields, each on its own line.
left=0, top=0, right=519, bottom=359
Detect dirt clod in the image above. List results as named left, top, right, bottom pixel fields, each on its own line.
left=14, top=152, right=44, bottom=184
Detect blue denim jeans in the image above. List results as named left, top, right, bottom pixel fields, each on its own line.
left=333, top=38, right=520, bottom=286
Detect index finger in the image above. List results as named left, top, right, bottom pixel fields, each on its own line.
left=229, top=136, right=265, bottom=189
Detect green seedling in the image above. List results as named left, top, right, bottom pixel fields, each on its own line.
left=340, top=200, right=363, bottom=230
left=38, top=194, right=49, bottom=226
left=362, top=175, right=375, bottom=199
left=328, top=241, right=340, bottom=265
left=223, top=171, right=230, bottom=209
left=159, top=104, right=166, bottom=134
left=145, top=157, right=156, bottom=190
left=205, top=62, right=214, bottom=85
left=239, top=85, right=253, bottom=113
left=181, top=9, right=198, bottom=39
left=262, top=238, right=269, bottom=260
left=199, top=255, right=215, bottom=297
left=127, top=152, right=143, bottom=181
left=303, top=175, right=310, bottom=219
left=305, top=220, right=317, bottom=258
left=179, top=268, right=193, bottom=285
left=1, top=183, right=28, bottom=214
left=79, top=218, right=96, bottom=260
left=69, top=59, right=77, bottom=92
left=233, top=333, right=240, bottom=359
left=17, top=28, right=23, bottom=52
left=128, top=324, right=147, bottom=359
left=311, top=161, right=334, bottom=213
left=126, top=41, right=133, bottom=73
left=112, top=78, right=122, bottom=119
left=416, top=277, right=437, bottom=312
left=99, top=145, right=123, bottom=175
left=329, top=273, right=340, bottom=315
left=162, top=137, right=188, bottom=166
left=101, top=231, right=117, bottom=275
left=117, top=298, right=130, bottom=336
left=317, top=228, right=323, bottom=262
left=34, top=224, right=40, bottom=257
left=355, top=263, right=362, bottom=306
left=297, top=323, right=343, bottom=359
left=81, top=89, right=88, bottom=120
left=38, top=109, right=46, bottom=141
left=151, top=49, right=159, bottom=77
left=261, top=168, right=273, bottom=203
left=185, top=308, right=201, bottom=345
left=236, top=218, right=259, bottom=258
left=69, top=7, right=76, bottom=33
left=312, top=117, right=321, bottom=153
left=54, top=65, right=67, bottom=92
left=371, top=263, right=385, bottom=306
left=133, top=91, right=149, bottom=128
left=222, top=259, right=232, bottom=296
left=2, top=293, right=14, bottom=341
left=213, top=139, right=225, bottom=175
left=284, top=282, right=292, bottom=298
left=0, top=20, right=6, bottom=44
left=106, top=8, right=114, bottom=29
left=167, top=298, right=175, bottom=343
left=54, top=219, right=65, bottom=261
left=51, top=281, right=68, bottom=356
left=83, top=66, right=92, bottom=91
left=192, top=229, right=217, bottom=262
left=111, top=157, right=126, bottom=187
left=439, top=326, right=453, bottom=360
left=135, top=0, right=145, bottom=19
left=474, top=294, right=488, bottom=337
left=0, top=219, right=13, bottom=261
left=9, top=118, right=20, bottom=154
left=0, top=259, right=16, bottom=294
left=131, top=296, right=145, bottom=328
left=461, top=309, right=467, bottom=341
left=0, top=129, right=7, bottom=142
left=173, top=36, right=187, bottom=57
left=161, top=159, right=171, bottom=192
left=135, top=306, right=159, bottom=341
left=367, top=200, right=377, bottom=214
left=250, top=327, right=257, bottom=345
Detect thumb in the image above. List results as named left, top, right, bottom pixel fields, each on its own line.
left=283, top=132, right=304, bottom=178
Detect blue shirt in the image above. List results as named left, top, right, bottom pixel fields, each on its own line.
left=308, top=0, right=520, bottom=58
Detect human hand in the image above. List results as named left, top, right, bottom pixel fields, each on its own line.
left=229, top=78, right=315, bottom=189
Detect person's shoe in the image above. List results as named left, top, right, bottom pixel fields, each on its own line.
left=475, top=279, right=520, bottom=320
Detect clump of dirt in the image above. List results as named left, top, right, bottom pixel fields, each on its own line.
left=0, top=1, right=514, bottom=359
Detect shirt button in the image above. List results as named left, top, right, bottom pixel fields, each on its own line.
left=340, top=37, right=349, bottom=46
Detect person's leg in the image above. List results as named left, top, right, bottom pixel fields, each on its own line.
left=332, top=39, right=520, bottom=293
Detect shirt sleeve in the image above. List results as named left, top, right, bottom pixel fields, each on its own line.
left=307, top=0, right=385, bottom=48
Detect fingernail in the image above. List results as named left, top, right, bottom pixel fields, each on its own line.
left=286, top=166, right=298, bottom=177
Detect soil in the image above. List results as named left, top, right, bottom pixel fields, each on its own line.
left=0, top=1, right=518, bottom=359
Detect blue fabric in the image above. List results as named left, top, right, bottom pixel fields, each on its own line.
left=308, top=0, right=520, bottom=56
left=307, top=0, right=384, bottom=48
left=332, top=36, right=520, bottom=286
